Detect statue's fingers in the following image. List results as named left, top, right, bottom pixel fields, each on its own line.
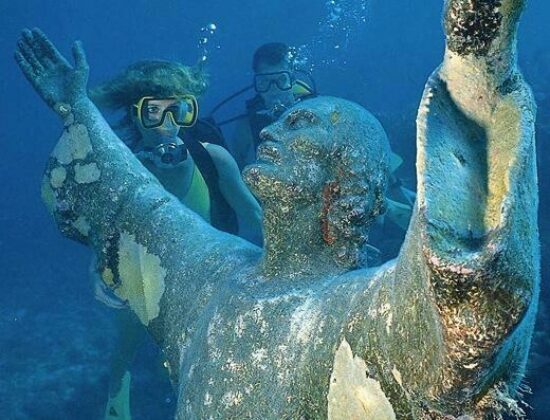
left=14, top=50, right=37, bottom=82
left=21, top=28, right=55, bottom=70
left=72, top=40, right=89, bottom=73
left=31, top=27, right=68, bottom=67
left=21, top=28, right=34, bottom=45
left=17, top=39, right=44, bottom=74
left=23, top=29, right=51, bottom=66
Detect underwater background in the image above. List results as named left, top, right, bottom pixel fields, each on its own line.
left=0, top=0, right=548, bottom=418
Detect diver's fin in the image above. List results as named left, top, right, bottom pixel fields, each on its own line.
left=293, top=79, right=315, bottom=98
left=389, top=152, right=403, bottom=173
left=386, top=198, right=413, bottom=231
left=105, top=371, right=131, bottom=420
left=398, top=185, right=417, bottom=207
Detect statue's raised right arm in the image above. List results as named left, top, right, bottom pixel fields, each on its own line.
left=369, top=0, right=539, bottom=416
left=15, top=29, right=258, bottom=329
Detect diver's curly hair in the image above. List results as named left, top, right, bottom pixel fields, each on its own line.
left=89, top=60, right=208, bottom=148
left=320, top=100, right=390, bottom=268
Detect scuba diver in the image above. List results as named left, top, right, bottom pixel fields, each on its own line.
left=209, top=43, right=415, bottom=241
left=90, top=60, right=262, bottom=242
left=88, top=60, right=262, bottom=420
left=209, top=42, right=317, bottom=170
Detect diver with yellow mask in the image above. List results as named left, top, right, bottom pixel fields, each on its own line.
left=91, top=61, right=262, bottom=239
left=88, top=60, right=262, bottom=420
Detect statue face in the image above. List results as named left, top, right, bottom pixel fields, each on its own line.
left=243, top=105, right=332, bottom=205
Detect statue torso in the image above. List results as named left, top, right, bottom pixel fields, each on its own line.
left=171, top=268, right=389, bottom=419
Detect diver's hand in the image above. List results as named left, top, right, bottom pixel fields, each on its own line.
left=15, top=28, right=89, bottom=112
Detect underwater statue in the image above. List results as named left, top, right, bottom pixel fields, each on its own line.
left=15, top=0, right=539, bottom=418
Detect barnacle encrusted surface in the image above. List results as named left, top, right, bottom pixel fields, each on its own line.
left=444, top=0, right=502, bottom=56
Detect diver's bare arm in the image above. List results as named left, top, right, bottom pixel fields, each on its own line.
left=206, top=144, right=263, bottom=244
left=367, top=0, right=538, bottom=411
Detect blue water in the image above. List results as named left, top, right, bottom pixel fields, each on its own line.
left=0, top=0, right=549, bottom=418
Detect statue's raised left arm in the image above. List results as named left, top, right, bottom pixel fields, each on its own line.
left=351, top=1, right=539, bottom=417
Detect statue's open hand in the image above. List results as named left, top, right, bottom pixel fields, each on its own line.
left=15, top=28, right=89, bottom=111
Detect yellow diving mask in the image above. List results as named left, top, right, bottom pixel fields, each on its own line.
left=134, top=95, right=199, bottom=129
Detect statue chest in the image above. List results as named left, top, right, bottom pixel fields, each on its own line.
left=177, top=287, right=345, bottom=418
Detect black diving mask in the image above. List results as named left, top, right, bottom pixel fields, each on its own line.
left=254, top=71, right=294, bottom=93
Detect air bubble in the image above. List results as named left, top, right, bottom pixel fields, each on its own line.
left=290, top=0, right=369, bottom=72
left=197, top=22, right=219, bottom=63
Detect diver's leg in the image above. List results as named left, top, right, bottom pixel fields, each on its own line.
left=105, top=309, right=145, bottom=420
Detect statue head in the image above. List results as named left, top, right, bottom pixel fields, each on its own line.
left=243, top=97, right=390, bottom=268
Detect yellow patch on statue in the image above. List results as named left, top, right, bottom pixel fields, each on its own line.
left=116, top=232, right=167, bottom=326
left=327, top=339, right=396, bottom=420
left=102, top=267, right=116, bottom=288
left=50, top=166, right=67, bottom=189
left=72, top=216, right=91, bottom=237
left=485, top=96, right=521, bottom=230
left=52, top=123, right=92, bottom=164
left=74, top=162, right=101, bottom=184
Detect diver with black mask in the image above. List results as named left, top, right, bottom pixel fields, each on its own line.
left=209, top=42, right=316, bottom=170
left=209, top=43, right=415, bottom=243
